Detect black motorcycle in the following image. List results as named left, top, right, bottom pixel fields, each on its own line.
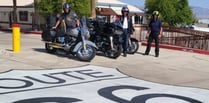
left=88, top=19, right=139, bottom=58
left=88, top=19, right=123, bottom=59
left=41, top=16, right=97, bottom=61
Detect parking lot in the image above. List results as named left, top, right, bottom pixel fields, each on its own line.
left=1, top=31, right=209, bottom=102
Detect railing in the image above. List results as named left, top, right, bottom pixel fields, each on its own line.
left=133, top=25, right=209, bottom=50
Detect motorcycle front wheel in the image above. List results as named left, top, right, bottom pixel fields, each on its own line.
left=105, top=43, right=122, bottom=59
left=76, top=45, right=96, bottom=61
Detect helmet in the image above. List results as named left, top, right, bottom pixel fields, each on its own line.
left=63, top=3, right=71, bottom=9
left=152, top=11, right=159, bottom=16
left=121, top=6, right=129, bottom=13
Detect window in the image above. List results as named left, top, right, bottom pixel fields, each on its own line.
left=19, top=11, right=28, bottom=21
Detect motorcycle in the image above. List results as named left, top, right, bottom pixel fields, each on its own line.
left=88, top=19, right=122, bottom=59
left=88, top=19, right=139, bottom=58
left=41, top=16, right=97, bottom=61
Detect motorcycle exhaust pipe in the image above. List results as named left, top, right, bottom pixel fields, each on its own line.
left=48, top=43, right=65, bottom=49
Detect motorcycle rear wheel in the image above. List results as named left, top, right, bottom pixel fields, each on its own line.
left=127, top=39, right=139, bottom=54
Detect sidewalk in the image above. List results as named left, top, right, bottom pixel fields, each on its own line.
left=1, top=31, right=209, bottom=90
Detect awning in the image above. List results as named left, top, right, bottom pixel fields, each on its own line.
left=96, top=1, right=145, bottom=16
left=110, top=7, right=122, bottom=15
left=110, top=7, right=145, bottom=16
left=96, top=7, right=117, bottom=16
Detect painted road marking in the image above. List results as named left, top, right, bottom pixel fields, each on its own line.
left=0, top=65, right=208, bottom=103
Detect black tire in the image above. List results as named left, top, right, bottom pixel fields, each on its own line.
left=105, top=43, right=122, bottom=59
left=127, top=38, right=139, bottom=54
left=45, top=43, right=56, bottom=53
left=76, top=45, right=96, bottom=61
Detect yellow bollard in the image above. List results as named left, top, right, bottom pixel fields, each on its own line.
left=12, top=24, right=21, bottom=52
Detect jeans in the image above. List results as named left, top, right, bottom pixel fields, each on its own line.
left=120, top=29, right=130, bottom=54
left=66, top=28, right=79, bottom=37
left=59, top=28, right=79, bottom=43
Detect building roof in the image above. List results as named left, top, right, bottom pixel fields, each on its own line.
left=0, top=0, right=33, bottom=6
left=97, top=0, right=144, bottom=15
left=96, top=8, right=117, bottom=16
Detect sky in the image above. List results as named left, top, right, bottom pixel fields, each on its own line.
left=120, top=0, right=209, bottom=9
left=188, top=0, right=209, bottom=9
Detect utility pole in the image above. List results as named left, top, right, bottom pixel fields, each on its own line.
left=33, top=0, right=39, bottom=30
left=91, top=0, right=97, bottom=18
left=13, top=0, right=17, bottom=23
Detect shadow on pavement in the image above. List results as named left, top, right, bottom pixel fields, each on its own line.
left=5, top=49, right=13, bottom=52
left=32, top=48, right=88, bottom=62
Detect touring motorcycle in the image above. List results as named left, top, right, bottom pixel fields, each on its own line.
left=41, top=16, right=97, bottom=61
left=88, top=19, right=123, bottom=58
left=88, top=19, right=139, bottom=58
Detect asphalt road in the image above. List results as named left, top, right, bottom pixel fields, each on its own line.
left=1, top=31, right=209, bottom=90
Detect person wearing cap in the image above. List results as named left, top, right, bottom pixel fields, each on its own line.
left=52, top=3, right=80, bottom=43
left=119, top=6, right=135, bottom=57
left=144, top=11, right=163, bottom=57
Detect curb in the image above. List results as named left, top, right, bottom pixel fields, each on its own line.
left=141, top=42, right=209, bottom=55
left=22, top=31, right=42, bottom=35
left=0, top=29, right=42, bottom=35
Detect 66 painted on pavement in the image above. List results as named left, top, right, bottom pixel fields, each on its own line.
left=0, top=65, right=208, bottom=103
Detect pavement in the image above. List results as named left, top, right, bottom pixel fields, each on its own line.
left=1, top=31, right=209, bottom=90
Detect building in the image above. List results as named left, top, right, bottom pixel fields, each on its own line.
left=96, top=0, right=147, bottom=24
left=0, top=0, right=147, bottom=30
left=0, top=0, right=42, bottom=30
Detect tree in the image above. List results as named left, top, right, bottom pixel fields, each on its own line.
left=145, top=0, right=194, bottom=26
left=38, top=0, right=62, bottom=17
left=38, top=0, right=91, bottom=18
left=67, top=0, right=91, bottom=17
left=176, top=0, right=194, bottom=24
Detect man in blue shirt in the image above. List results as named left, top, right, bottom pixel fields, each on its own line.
left=144, top=11, right=163, bottom=57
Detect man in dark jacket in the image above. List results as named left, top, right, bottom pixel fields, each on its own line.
left=144, top=11, right=163, bottom=57
left=119, top=6, right=135, bottom=57
left=52, top=3, right=80, bottom=43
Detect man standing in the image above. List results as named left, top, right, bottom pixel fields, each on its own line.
left=119, top=6, right=135, bottom=57
left=144, top=11, right=163, bottom=57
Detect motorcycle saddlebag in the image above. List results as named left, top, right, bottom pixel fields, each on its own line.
left=41, top=28, right=55, bottom=41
